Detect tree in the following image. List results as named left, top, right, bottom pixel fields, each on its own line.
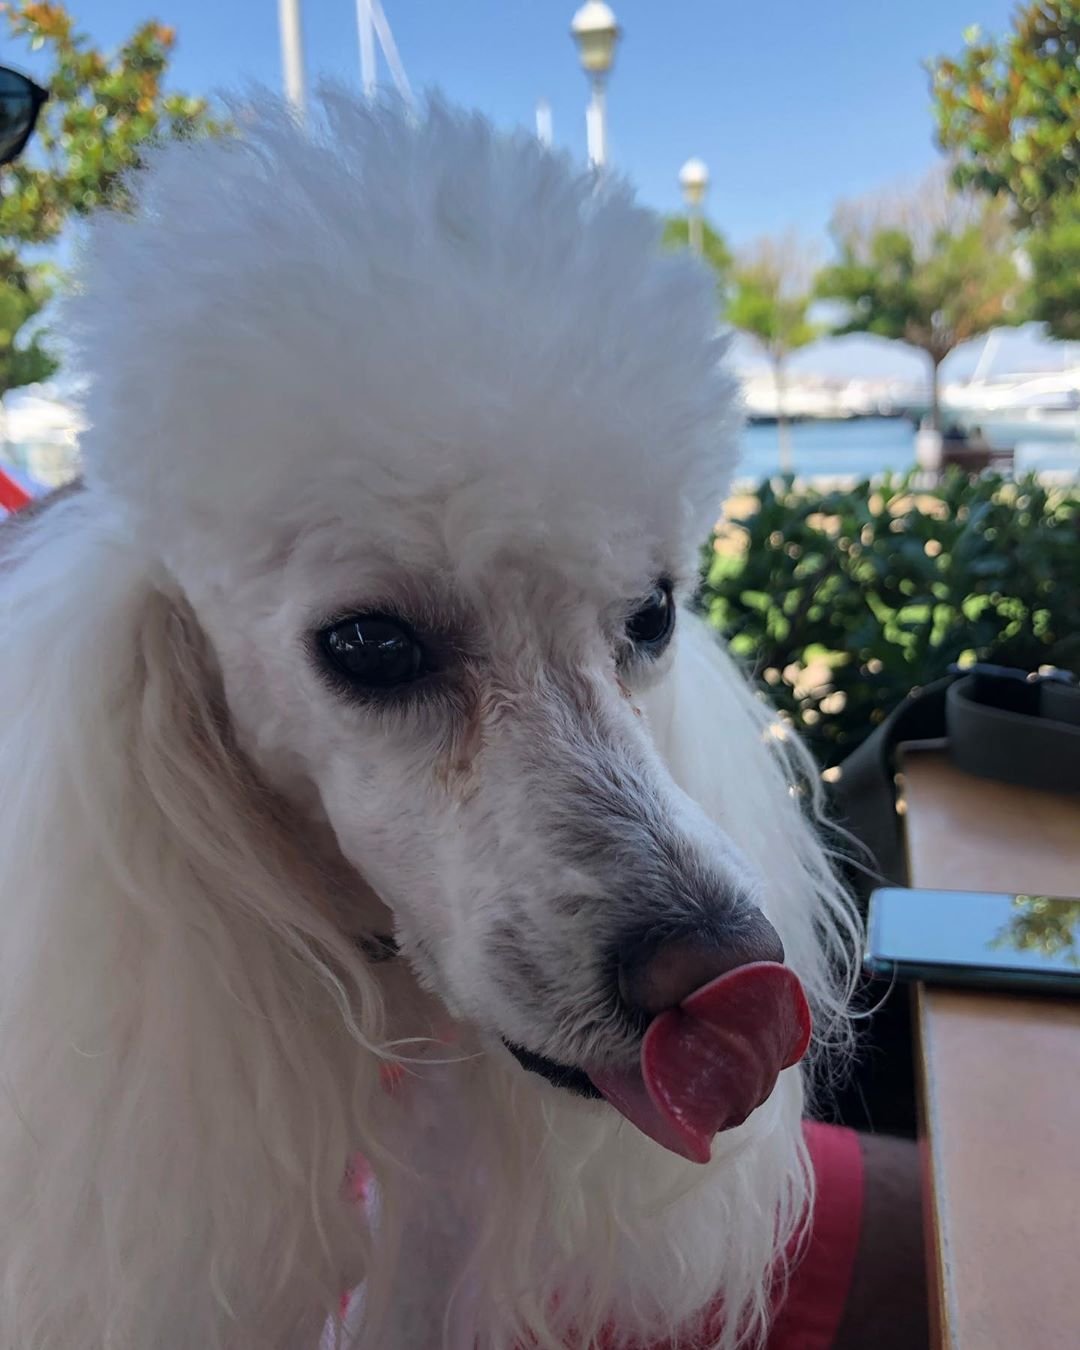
left=726, top=235, right=817, bottom=473
left=929, top=1, right=1080, bottom=229
left=1026, top=193, right=1080, bottom=341
left=661, top=215, right=733, bottom=304
left=0, top=2, right=218, bottom=403
left=816, top=179, right=1023, bottom=429
left=0, top=258, right=56, bottom=397
left=930, top=2, right=1080, bottom=342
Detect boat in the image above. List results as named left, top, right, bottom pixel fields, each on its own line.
left=942, top=366, right=1080, bottom=445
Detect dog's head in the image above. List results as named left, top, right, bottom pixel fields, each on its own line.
left=72, top=94, right=813, bottom=1160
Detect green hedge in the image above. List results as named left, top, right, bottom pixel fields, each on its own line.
left=697, top=470, right=1080, bottom=768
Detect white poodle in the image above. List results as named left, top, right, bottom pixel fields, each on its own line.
left=0, top=93, right=857, bottom=1350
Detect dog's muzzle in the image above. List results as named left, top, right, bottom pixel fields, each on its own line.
left=505, top=908, right=812, bottom=1164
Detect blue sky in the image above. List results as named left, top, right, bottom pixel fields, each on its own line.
left=5, top=0, right=1063, bottom=378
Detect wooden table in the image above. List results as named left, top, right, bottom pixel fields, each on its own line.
left=901, top=750, right=1080, bottom=1350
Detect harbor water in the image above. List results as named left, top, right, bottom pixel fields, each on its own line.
left=738, top=417, right=1080, bottom=481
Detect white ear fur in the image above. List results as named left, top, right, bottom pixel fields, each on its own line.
left=0, top=495, right=383, bottom=1350
left=645, top=613, right=860, bottom=1068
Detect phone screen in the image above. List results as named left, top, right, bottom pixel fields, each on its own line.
left=866, top=888, right=1080, bottom=988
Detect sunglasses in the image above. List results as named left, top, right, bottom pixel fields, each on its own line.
left=0, top=66, right=48, bottom=166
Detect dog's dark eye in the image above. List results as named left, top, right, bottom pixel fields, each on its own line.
left=318, top=615, right=426, bottom=688
left=626, top=583, right=675, bottom=652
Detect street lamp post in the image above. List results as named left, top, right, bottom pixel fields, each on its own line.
left=278, top=0, right=307, bottom=115
left=679, top=158, right=710, bottom=257
left=570, top=3, right=620, bottom=169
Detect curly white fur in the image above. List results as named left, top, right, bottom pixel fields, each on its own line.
left=0, top=92, right=858, bottom=1350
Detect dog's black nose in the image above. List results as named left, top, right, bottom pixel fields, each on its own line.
left=616, top=908, right=785, bottom=1019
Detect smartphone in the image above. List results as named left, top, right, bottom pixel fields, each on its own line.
left=865, top=887, right=1080, bottom=994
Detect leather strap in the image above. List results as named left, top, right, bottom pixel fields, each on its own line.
left=829, top=665, right=1080, bottom=895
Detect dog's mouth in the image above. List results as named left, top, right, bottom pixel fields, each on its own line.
left=504, top=963, right=812, bottom=1164
left=503, top=1041, right=603, bottom=1099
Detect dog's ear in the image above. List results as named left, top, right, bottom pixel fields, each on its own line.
left=0, top=494, right=382, bottom=1350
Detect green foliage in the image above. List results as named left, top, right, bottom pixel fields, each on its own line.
left=817, top=202, right=1022, bottom=426
left=818, top=221, right=1021, bottom=357
left=661, top=215, right=732, bottom=304
left=0, top=2, right=218, bottom=241
left=727, top=238, right=816, bottom=363
left=727, top=239, right=818, bottom=473
left=727, top=268, right=816, bottom=363
left=0, top=256, right=56, bottom=393
left=659, top=222, right=822, bottom=454
left=1027, top=191, right=1080, bottom=340
left=930, top=1, right=1080, bottom=227
left=697, top=473, right=1080, bottom=768
left=0, top=1, right=220, bottom=400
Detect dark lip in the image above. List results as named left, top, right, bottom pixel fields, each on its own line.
left=502, top=1039, right=603, bottom=1099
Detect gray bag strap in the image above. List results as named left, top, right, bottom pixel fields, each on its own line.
left=829, top=665, right=1080, bottom=893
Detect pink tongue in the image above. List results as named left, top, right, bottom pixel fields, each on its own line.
left=590, top=962, right=812, bottom=1164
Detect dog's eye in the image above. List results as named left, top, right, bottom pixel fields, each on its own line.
left=626, top=583, right=675, bottom=653
left=318, top=615, right=426, bottom=688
